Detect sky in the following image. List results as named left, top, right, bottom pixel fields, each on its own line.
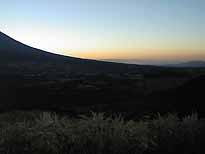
left=0, top=0, right=205, bottom=63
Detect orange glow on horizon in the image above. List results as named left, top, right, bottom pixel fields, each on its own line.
left=60, top=48, right=205, bottom=61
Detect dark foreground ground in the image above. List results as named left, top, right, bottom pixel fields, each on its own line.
left=1, top=69, right=205, bottom=118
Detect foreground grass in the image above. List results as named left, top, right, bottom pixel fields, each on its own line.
left=0, top=111, right=204, bottom=154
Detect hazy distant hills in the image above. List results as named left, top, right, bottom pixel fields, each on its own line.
left=104, top=59, right=205, bottom=68
left=167, top=61, right=205, bottom=68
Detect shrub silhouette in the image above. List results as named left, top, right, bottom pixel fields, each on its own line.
left=0, top=111, right=204, bottom=154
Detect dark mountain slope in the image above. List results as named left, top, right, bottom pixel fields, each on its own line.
left=173, top=75, right=205, bottom=112
left=0, top=31, right=92, bottom=63
left=145, top=75, right=205, bottom=116
left=0, top=31, right=143, bottom=75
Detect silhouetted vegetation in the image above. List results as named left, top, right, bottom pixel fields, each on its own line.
left=0, top=111, right=204, bottom=154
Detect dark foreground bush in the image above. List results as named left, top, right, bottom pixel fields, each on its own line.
left=0, top=111, right=204, bottom=154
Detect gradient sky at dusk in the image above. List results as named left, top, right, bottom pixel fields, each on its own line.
left=0, top=0, right=205, bottom=62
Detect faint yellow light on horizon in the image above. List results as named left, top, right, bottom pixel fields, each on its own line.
left=60, top=48, right=205, bottom=61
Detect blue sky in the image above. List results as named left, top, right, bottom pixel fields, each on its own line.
left=0, top=0, right=205, bottom=62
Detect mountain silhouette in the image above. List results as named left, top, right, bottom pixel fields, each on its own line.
left=0, top=31, right=141, bottom=75
left=0, top=31, right=62, bottom=62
